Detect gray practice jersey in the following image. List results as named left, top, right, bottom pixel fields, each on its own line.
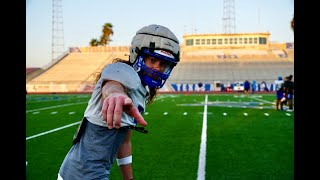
left=84, top=62, right=149, bottom=127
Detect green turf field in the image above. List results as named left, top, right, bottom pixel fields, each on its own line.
left=26, top=93, right=294, bottom=180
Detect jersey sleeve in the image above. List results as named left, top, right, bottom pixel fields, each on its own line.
left=100, top=62, right=141, bottom=90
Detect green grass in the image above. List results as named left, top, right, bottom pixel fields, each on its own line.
left=26, top=93, right=294, bottom=180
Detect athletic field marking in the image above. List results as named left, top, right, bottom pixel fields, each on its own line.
left=177, top=98, right=276, bottom=109
left=26, top=121, right=80, bottom=140
left=26, top=102, right=87, bottom=113
left=197, top=94, right=207, bottom=180
left=285, top=113, right=291, bottom=116
left=183, top=112, right=188, bottom=115
left=249, top=96, right=274, bottom=105
left=223, top=112, right=227, bottom=116
left=264, top=113, right=269, bottom=116
left=26, top=95, right=89, bottom=104
left=243, top=113, right=248, bottom=116
left=199, top=112, right=212, bottom=115
left=163, top=112, right=168, bottom=115
left=155, top=95, right=177, bottom=101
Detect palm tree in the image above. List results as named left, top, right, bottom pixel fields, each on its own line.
left=89, top=22, right=114, bottom=46
left=100, top=23, right=114, bottom=45
left=98, top=35, right=107, bottom=46
left=90, top=38, right=99, bottom=46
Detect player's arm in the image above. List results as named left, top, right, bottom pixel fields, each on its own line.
left=101, top=81, right=135, bottom=179
left=116, top=131, right=133, bottom=180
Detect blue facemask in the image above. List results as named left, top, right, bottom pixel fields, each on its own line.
left=132, top=48, right=177, bottom=89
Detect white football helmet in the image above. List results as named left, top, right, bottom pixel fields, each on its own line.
left=130, top=24, right=180, bottom=89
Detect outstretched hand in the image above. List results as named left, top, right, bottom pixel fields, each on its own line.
left=102, top=93, right=147, bottom=129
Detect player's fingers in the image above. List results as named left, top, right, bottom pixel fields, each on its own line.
left=131, top=107, right=147, bottom=126
left=123, top=97, right=147, bottom=126
left=113, top=97, right=124, bottom=129
left=106, top=97, right=115, bottom=129
left=101, top=98, right=109, bottom=121
left=123, top=97, right=133, bottom=106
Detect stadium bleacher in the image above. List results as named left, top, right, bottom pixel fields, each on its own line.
left=26, top=44, right=293, bottom=93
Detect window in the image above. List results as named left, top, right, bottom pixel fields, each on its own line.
left=207, top=39, right=211, bottom=45
left=201, top=39, right=205, bottom=45
left=249, top=38, right=253, bottom=44
left=224, top=38, right=228, bottom=44
left=239, top=38, right=243, bottom=44
left=212, top=39, right=216, bottom=44
left=186, top=39, right=194, bottom=46
left=259, top=37, right=267, bottom=44
left=244, top=38, right=248, bottom=44
left=229, top=38, right=233, bottom=44
left=196, top=39, right=200, bottom=45
left=234, top=38, right=237, bottom=44
left=218, top=39, right=223, bottom=44
left=254, top=38, right=258, bottom=44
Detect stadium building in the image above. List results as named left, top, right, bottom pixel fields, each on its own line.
left=26, top=32, right=293, bottom=93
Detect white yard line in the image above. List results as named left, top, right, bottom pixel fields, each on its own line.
left=26, top=102, right=87, bottom=113
left=249, top=96, right=274, bottom=104
left=155, top=94, right=177, bottom=101
left=26, top=121, right=80, bottom=140
left=26, top=95, right=173, bottom=141
left=197, top=94, right=208, bottom=180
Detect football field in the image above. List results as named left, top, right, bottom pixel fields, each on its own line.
left=26, top=93, right=294, bottom=180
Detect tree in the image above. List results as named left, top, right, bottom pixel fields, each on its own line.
left=89, top=22, right=114, bottom=46
left=100, top=23, right=114, bottom=45
left=90, top=38, right=99, bottom=46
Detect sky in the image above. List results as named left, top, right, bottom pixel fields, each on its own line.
left=26, top=0, right=294, bottom=68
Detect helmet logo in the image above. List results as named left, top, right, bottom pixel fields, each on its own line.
left=154, top=50, right=174, bottom=59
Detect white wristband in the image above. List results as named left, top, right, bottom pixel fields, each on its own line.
left=116, top=155, right=132, bottom=166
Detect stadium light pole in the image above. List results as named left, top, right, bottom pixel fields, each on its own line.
left=51, top=0, right=65, bottom=62
left=222, top=0, right=236, bottom=34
